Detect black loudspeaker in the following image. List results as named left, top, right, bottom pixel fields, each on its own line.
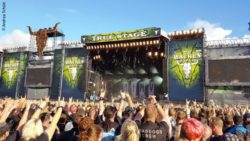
left=25, top=67, right=52, bottom=87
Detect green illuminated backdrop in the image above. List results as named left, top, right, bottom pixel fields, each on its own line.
left=169, top=45, right=202, bottom=88
left=0, top=52, right=27, bottom=98
left=63, top=56, right=84, bottom=89
left=168, top=38, right=204, bottom=101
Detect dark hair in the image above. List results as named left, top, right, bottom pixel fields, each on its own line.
left=233, top=115, right=243, bottom=125
left=102, top=106, right=117, bottom=132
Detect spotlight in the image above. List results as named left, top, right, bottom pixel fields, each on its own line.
left=160, top=52, right=164, bottom=57
left=154, top=52, right=158, bottom=56
left=148, top=52, right=152, bottom=57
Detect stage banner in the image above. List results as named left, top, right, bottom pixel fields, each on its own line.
left=17, top=52, right=28, bottom=97
left=61, top=48, right=86, bottom=99
left=168, top=38, right=204, bottom=101
left=51, top=49, right=63, bottom=99
left=0, top=52, right=26, bottom=98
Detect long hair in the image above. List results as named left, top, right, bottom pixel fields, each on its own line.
left=102, top=106, right=117, bottom=132
left=21, top=119, right=44, bottom=141
left=119, top=119, right=140, bottom=141
left=78, top=117, right=102, bottom=141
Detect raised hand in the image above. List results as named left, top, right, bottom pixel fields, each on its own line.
left=45, top=96, right=50, bottom=103
left=186, top=99, right=190, bottom=106
left=120, top=90, right=126, bottom=99
left=39, top=100, right=47, bottom=109
left=59, top=97, right=65, bottom=108
left=193, top=99, right=197, bottom=106
left=100, top=89, right=106, bottom=98
left=148, top=95, right=157, bottom=104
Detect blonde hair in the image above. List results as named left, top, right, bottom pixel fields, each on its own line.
left=21, top=119, right=44, bottom=141
left=119, top=119, right=140, bottom=141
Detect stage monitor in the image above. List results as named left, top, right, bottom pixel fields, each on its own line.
left=206, top=57, right=250, bottom=86
left=25, top=67, right=52, bottom=87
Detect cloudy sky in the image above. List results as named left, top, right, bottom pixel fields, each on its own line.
left=0, top=0, right=249, bottom=48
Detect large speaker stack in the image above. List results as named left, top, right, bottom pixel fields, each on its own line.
left=25, top=55, right=53, bottom=99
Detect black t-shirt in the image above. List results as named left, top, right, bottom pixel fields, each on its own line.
left=6, top=130, right=20, bottom=141
left=57, top=129, right=77, bottom=141
left=139, top=121, right=168, bottom=141
left=36, top=132, right=49, bottom=141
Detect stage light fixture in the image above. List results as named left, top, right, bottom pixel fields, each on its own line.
left=148, top=52, right=152, bottom=56
left=154, top=52, right=158, bottom=56
left=130, top=42, right=133, bottom=46
left=160, top=52, right=164, bottom=57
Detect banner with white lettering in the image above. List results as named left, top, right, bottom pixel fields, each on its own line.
left=168, top=38, right=204, bottom=101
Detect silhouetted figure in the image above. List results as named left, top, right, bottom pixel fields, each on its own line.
left=28, top=22, right=60, bottom=57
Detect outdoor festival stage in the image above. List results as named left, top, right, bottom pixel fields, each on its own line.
left=0, top=27, right=250, bottom=104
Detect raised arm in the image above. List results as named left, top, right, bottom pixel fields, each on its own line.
left=98, top=89, right=105, bottom=116
left=125, top=92, right=134, bottom=108
left=31, top=100, right=47, bottom=119
left=149, top=96, right=167, bottom=121
left=0, top=100, right=16, bottom=123
left=45, top=98, right=65, bottom=140
left=17, top=101, right=31, bottom=131
left=117, top=91, right=126, bottom=118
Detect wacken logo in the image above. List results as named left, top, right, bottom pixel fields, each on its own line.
left=174, top=50, right=201, bottom=79
left=171, top=48, right=202, bottom=88
left=63, top=57, right=85, bottom=89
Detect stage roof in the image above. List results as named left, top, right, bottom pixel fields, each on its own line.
left=81, top=27, right=169, bottom=44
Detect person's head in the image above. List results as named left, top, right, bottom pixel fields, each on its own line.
left=190, top=110, right=199, bottom=119
left=180, top=118, right=204, bottom=141
left=21, top=119, right=44, bottom=141
left=177, top=110, right=186, bottom=123
left=89, top=106, right=97, bottom=119
left=119, top=119, right=140, bottom=141
left=233, top=115, right=243, bottom=125
left=145, top=103, right=158, bottom=122
left=0, top=122, right=11, bottom=141
left=70, top=104, right=78, bottom=114
left=104, top=106, right=117, bottom=121
left=210, top=117, right=223, bottom=135
left=201, top=124, right=212, bottom=141
left=169, top=108, right=176, bottom=117
left=243, top=113, right=250, bottom=126
left=40, top=113, right=52, bottom=129
left=78, top=117, right=102, bottom=141
left=224, top=115, right=234, bottom=127
left=122, top=107, right=134, bottom=120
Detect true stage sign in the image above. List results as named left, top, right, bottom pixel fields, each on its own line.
left=81, top=27, right=161, bottom=43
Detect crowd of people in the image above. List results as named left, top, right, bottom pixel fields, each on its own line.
left=0, top=90, right=249, bottom=141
